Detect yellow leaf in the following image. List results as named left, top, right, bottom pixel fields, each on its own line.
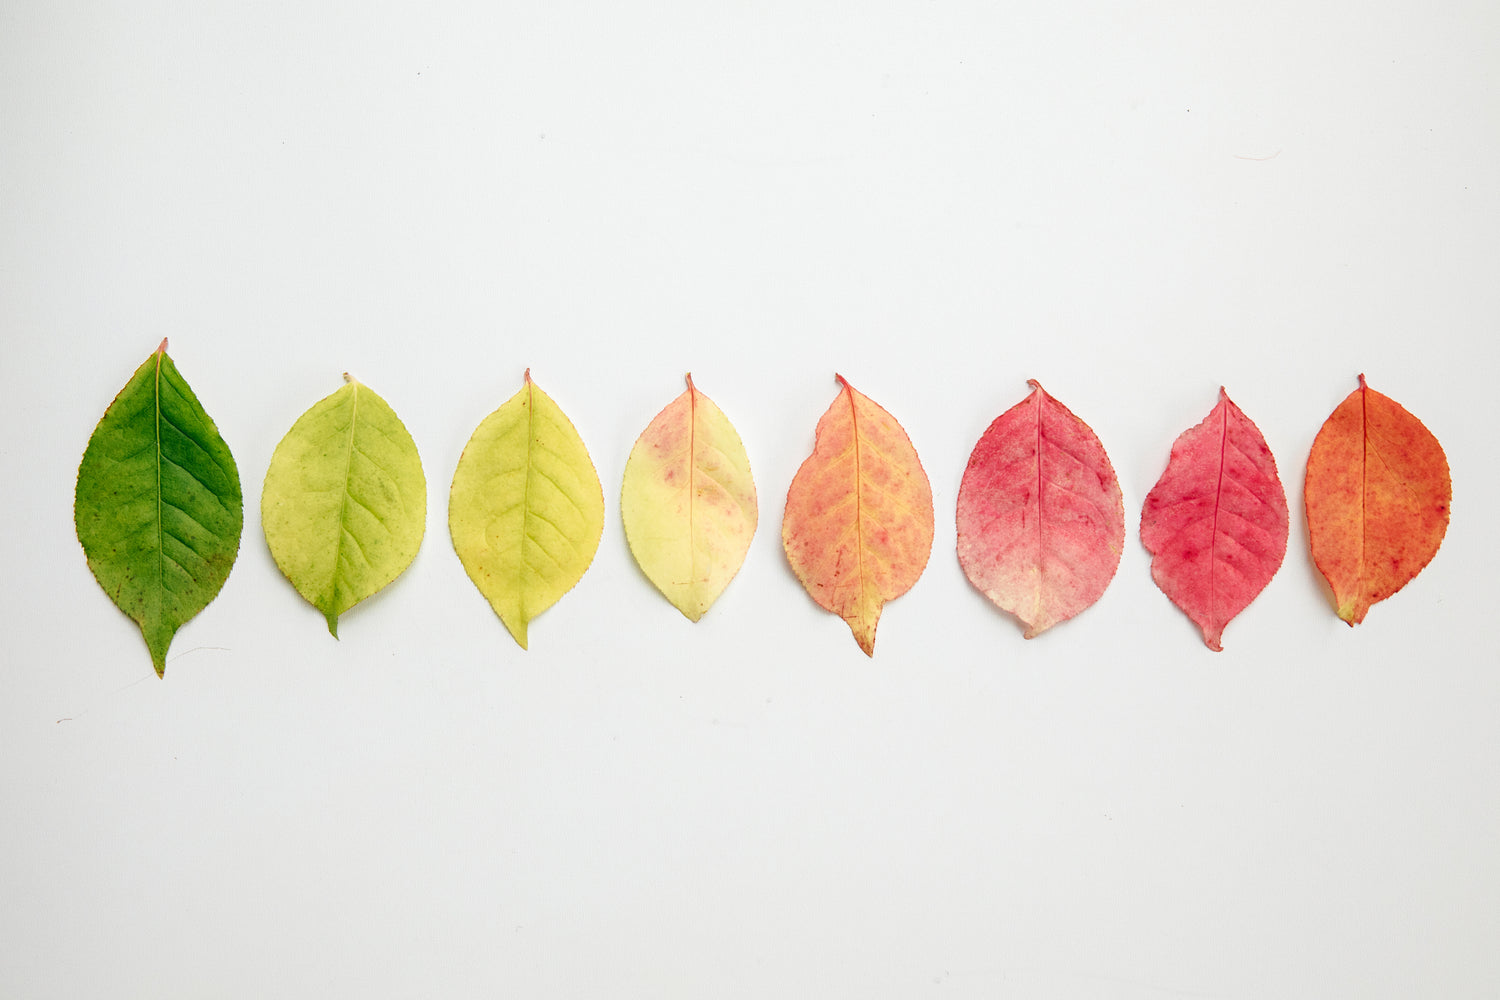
left=448, top=371, right=604, bottom=649
left=621, top=374, right=758, bottom=621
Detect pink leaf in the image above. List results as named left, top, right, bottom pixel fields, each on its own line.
left=1140, top=388, right=1288, bottom=651
left=956, top=380, right=1125, bottom=638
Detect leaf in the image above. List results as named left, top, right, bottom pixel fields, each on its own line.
left=1304, top=374, right=1451, bottom=625
left=448, top=370, right=604, bottom=649
left=782, top=375, right=934, bottom=656
left=956, top=380, right=1124, bottom=638
left=621, top=374, right=758, bottom=621
left=261, top=375, right=426, bottom=637
left=74, top=340, right=243, bottom=676
left=1140, top=388, right=1288, bottom=651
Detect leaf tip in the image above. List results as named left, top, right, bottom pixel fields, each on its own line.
left=156, top=337, right=168, bottom=356
left=1200, top=621, right=1225, bottom=651
left=523, top=368, right=533, bottom=385
left=504, top=616, right=530, bottom=650
left=684, top=372, right=695, bottom=391
left=1356, top=373, right=1368, bottom=389
left=1026, top=378, right=1044, bottom=393
left=848, top=616, right=878, bottom=656
left=325, top=610, right=340, bottom=639
left=144, top=629, right=172, bottom=677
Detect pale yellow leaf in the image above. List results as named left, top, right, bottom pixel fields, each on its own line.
left=621, top=374, right=757, bottom=621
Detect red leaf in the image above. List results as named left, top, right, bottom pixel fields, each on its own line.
left=956, top=380, right=1124, bottom=637
left=1140, top=388, right=1288, bottom=651
left=1305, top=375, right=1451, bottom=624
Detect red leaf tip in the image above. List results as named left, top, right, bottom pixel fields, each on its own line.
left=156, top=337, right=169, bottom=356
left=1026, top=378, right=1043, bottom=393
left=684, top=372, right=695, bottom=391
left=1357, top=373, right=1367, bottom=388
left=523, top=368, right=532, bottom=384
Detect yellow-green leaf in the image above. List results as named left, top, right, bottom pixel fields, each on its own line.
left=449, top=371, right=604, bottom=649
left=621, top=374, right=758, bottom=621
left=261, top=375, right=427, bottom=637
left=75, top=340, right=243, bottom=676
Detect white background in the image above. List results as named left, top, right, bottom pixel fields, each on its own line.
left=3, top=2, right=1498, bottom=997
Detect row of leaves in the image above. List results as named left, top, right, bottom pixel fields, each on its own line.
left=75, top=342, right=1451, bottom=675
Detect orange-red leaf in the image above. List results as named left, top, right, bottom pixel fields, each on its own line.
left=956, top=381, right=1124, bottom=638
left=1305, top=375, right=1451, bottom=625
left=782, top=375, right=934, bottom=656
left=1140, top=388, right=1288, bottom=651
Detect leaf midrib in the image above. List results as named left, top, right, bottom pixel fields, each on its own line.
left=1209, top=399, right=1228, bottom=632
left=329, top=380, right=361, bottom=625
left=154, top=350, right=165, bottom=625
left=1033, top=388, right=1045, bottom=623
left=1359, top=380, right=1368, bottom=599
left=519, top=377, right=534, bottom=622
left=847, top=383, right=866, bottom=610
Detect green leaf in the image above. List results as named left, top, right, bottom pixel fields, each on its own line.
left=75, top=340, right=243, bottom=676
left=449, top=370, right=604, bottom=649
left=262, top=375, right=426, bottom=637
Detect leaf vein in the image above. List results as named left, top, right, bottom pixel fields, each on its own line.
left=1038, top=474, right=1113, bottom=526
left=160, top=495, right=215, bottom=537
left=159, top=452, right=236, bottom=514
left=529, top=465, right=588, bottom=519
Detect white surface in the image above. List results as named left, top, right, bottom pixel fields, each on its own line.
left=3, top=2, right=1499, bottom=997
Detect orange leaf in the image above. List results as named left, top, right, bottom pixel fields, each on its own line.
left=782, top=375, right=934, bottom=656
left=1305, top=375, right=1451, bottom=624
